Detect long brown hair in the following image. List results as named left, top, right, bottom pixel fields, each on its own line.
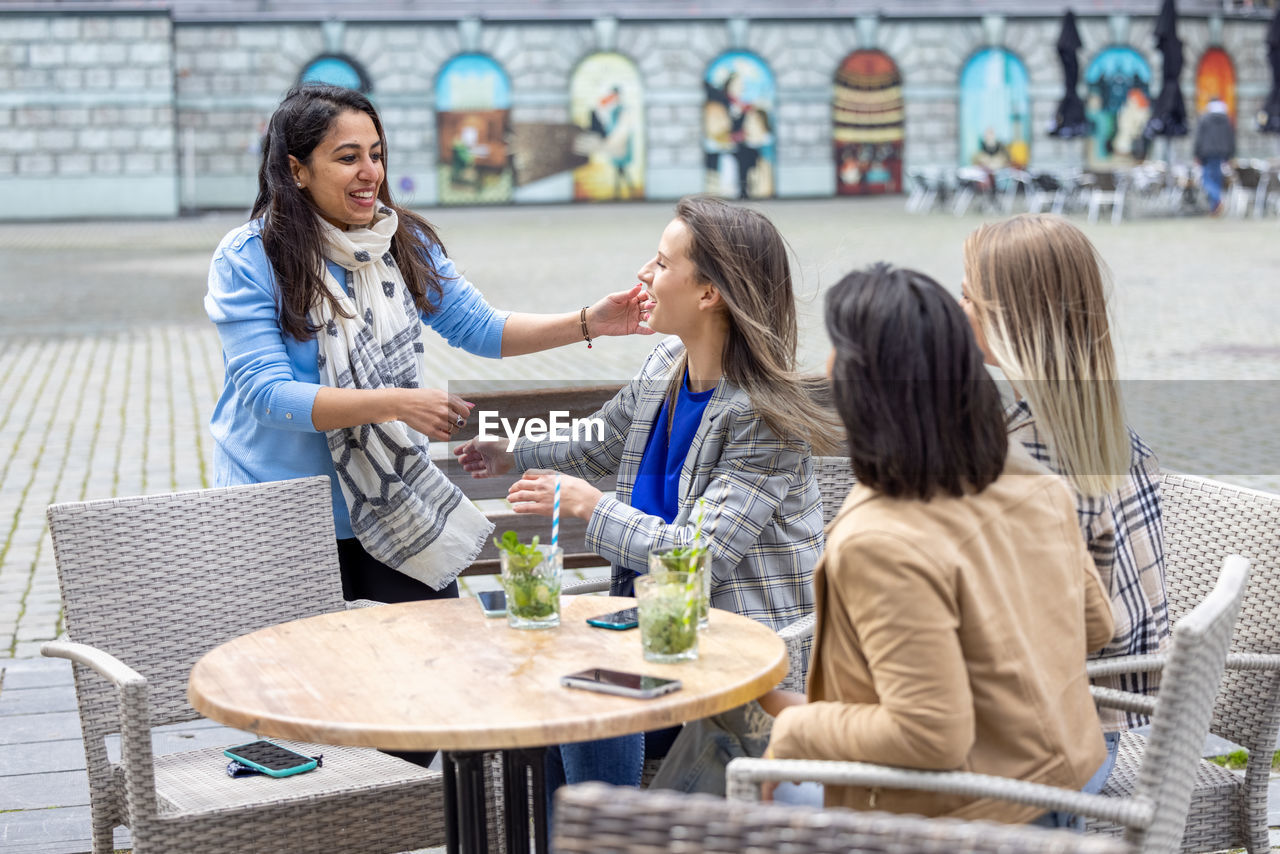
left=963, top=214, right=1129, bottom=496
left=252, top=84, right=449, bottom=341
left=671, top=196, right=842, bottom=455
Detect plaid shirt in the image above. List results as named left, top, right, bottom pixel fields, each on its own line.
left=514, top=338, right=823, bottom=634
left=1006, top=400, right=1170, bottom=731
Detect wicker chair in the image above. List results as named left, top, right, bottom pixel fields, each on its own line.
left=554, top=782, right=1130, bottom=854
left=42, top=477, right=445, bottom=854
left=1086, top=473, right=1280, bottom=852
left=727, top=554, right=1251, bottom=854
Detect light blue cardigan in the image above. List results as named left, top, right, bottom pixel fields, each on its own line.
left=204, top=219, right=507, bottom=538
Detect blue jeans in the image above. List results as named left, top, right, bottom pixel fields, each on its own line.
left=543, top=733, right=645, bottom=825
left=1031, top=731, right=1120, bottom=830
left=1202, top=158, right=1224, bottom=209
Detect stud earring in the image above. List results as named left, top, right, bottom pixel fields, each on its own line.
left=295, top=181, right=303, bottom=189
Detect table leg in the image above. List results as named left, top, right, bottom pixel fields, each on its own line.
left=502, top=747, right=549, bottom=854
left=443, top=750, right=489, bottom=854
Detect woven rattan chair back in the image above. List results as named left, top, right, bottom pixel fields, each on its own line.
left=1125, top=554, right=1250, bottom=852
left=813, top=455, right=856, bottom=526
left=1152, top=474, right=1280, bottom=851
left=554, top=782, right=1130, bottom=854
left=48, top=477, right=343, bottom=742
left=1161, top=474, right=1280, bottom=743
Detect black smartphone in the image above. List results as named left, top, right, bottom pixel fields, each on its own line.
left=586, top=607, right=639, bottom=630
left=477, top=589, right=507, bottom=617
left=560, top=668, right=682, bottom=699
left=223, top=740, right=318, bottom=777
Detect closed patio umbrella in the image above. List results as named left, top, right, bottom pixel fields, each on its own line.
left=1048, top=10, right=1090, bottom=138
left=1259, top=7, right=1280, bottom=133
left=1145, top=0, right=1188, bottom=139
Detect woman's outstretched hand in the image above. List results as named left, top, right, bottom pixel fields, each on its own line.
left=398, top=389, right=474, bottom=442
left=587, top=283, right=655, bottom=338
left=453, top=436, right=513, bottom=478
left=508, top=470, right=602, bottom=519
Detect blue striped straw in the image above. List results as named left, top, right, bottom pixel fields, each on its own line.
left=551, top=475, right=561, bottom=548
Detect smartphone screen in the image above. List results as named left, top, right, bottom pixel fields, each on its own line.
left=560, top=668, right=682, bottom=699
left=477, top=589, right=507, bottom=616
left=586, top=607, right=639, bottom=630
left=223, top=740, right=316, bottom=774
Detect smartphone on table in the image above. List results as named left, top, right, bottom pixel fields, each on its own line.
left=586, top=607, right=639, bottom=630
left=477, top=589, right=507, bottom=617
left=223, top=740, right=318, bottom=777
left=560, top=668, right=682, bottom=699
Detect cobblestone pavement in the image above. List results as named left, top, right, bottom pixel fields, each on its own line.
left=0, top=197, right=1277, bottom=659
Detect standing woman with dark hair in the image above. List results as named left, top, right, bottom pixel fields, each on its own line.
left=764, top=264, right=1113, bottom=828
left=456, top=195, right=840, bottom=792
left=206, top=84, right=651, bottom=607
left=960, top=214, right=1169, bottom=788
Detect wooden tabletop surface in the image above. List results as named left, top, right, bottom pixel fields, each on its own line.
left=188, top=596, right=788, bottom=752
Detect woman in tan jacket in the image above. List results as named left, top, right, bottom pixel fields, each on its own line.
left=765, top=263, right=1114, bottom=828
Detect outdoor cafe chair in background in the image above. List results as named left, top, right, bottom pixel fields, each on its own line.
left=1225, top=159, right=1272, bottom=219
left=553, top=782, right=1130, bottom=854
left=726, top=554, right=1251, bottom=854
left=42, top=476, right=444, bottom=854
left=1086, top=473, right=1280, bottom=853
left=1083, top=170, right=1130, bottom=225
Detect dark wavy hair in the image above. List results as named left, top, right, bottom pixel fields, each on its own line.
left=824, top=263, right=1007, bottom=500
left=252, top=84, right=448, bottom=341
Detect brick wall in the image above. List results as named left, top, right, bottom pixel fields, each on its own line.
left=0, top=12, right=177, bottom=219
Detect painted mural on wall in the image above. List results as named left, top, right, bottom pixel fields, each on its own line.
left=569, top=53, right=645, bottom=201
left=1195, top=47, right=1237, bottom=123
left=300, top=54, right=370, bottom=92
left=435, top=53, right=513, bottom=205
left=703, top=52, right=776, bottom=199
left=833, top=50, right=904, bottom=195
left=958, top=48, right=1031, bottom=171
left=1084, top=46, right=1153, bottom=169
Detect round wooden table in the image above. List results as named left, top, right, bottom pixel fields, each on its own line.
left=188, top=595, right=788, bottom=853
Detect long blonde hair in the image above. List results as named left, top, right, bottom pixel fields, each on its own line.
left=672, top=196, right=842, bottom=455
left=963, top=214, right=1129, bottom=496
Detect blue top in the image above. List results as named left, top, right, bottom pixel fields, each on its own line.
left=204, top=219, right=508, bottom=538
left=630, top=374, right=716, bottom=524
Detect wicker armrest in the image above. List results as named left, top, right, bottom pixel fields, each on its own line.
left=43, top=639, right=145, bottom=688
left=1225, top=653, right=1280, bottom=672
left=562, top=578, right=610, bottom=596
left=1087, top=653, right=1166, bottom=679
left=724, top=757, right=1153, bottom=830
left=1090, top=685, right=1158, bottom=716
left=775, top=613, right=815, bottom=693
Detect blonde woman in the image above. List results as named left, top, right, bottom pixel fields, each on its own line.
left=960, top=213, right=1169, bottom=787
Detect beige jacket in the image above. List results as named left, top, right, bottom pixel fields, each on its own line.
left=769, top=444, right=1114, bottom=823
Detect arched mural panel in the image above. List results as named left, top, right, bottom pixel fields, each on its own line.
left=1084, top=46, right=1153, bottom=169
left=435, top=53, right=513, bottom=205
left=299, top=54, right=370, bottom=93
left=703, top=52, right=776, bottom=200
left=570, top=53, right=645, bottom=201
left=1195, top=47, right=1237, bottom=124
left=833, top=49, right=904, bottom=195
left=958, top=48, right=1031, bottom=171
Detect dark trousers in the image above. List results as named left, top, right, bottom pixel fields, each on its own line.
left=337, top=537, right=459, bottom=768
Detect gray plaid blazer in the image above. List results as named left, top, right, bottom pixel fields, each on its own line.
left=513, top=338, right=822, bottom=632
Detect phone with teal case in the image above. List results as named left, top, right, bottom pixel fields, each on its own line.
left=223, top=740, right=318, bottom=777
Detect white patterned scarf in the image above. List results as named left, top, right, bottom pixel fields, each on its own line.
left=311, top=209, right=492, bottom=590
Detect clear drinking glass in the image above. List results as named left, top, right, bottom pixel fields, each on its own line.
left=635, top=571, right=700, bottom=663
left=648, top=547, right=710, bottom=628
left=500, top=544, right=562, bottom=629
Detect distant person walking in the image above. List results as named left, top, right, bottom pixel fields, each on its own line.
left=1194, top=97, right=1235, bottom=215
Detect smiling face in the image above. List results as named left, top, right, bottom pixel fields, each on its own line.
left=636, top=218, right=711, bottom=337
left=290, top=109, right=384, bottom=230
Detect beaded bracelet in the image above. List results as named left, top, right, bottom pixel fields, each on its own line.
left=580, top=306, right=592, bottom=348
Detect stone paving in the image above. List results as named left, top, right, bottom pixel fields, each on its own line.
left=0, top=196, right=1278, bottom=851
